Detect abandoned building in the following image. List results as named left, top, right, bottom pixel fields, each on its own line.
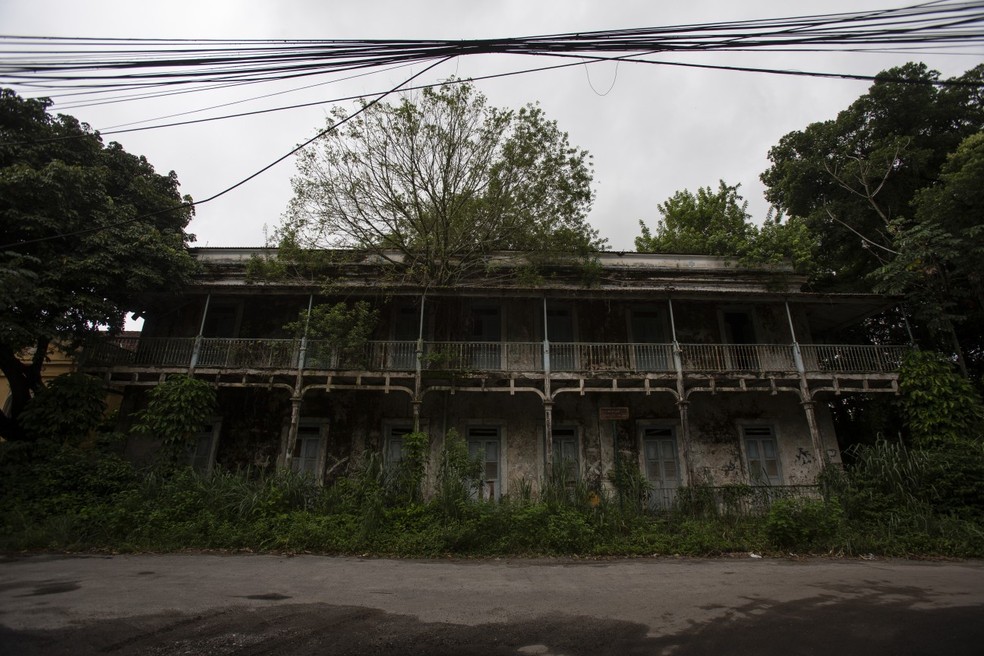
left=82, top=248, right=908, bottom=505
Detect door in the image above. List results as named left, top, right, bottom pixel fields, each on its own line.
left=551, top=426, right=579, bottom=483
left=390, top=306, right=418, bottom=371
left=643, top=427, right=680, bottom=510
left=198, top=303, right=241, bottom=366
left=291, top=423, right=323, bottom=479
left=469, top=306, right=501, bottom=370
left=631, top=309, right=670, bottom=371
left=467, top=426, right=501, bottom=500
left=547, top=307, right=576, bottom=372
left=722, top=310, right=758, bottom=370
left=187, top=420, right=221, bottom=474
left=386, top=425, right=413, bottom=464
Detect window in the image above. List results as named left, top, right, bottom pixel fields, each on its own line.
left=551, top=426, right=579, bottom=482
left=641, top=426, right=680, bottom=509
left=467, top=426, right=502, bottom=500
left=187, top=420, right=221, bottom=474
left=291, top=420, right=327, bottom=480
left=743, top=426, right=782, bottom=485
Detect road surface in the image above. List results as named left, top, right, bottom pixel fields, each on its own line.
left=1, top=554, right=983, bottom=655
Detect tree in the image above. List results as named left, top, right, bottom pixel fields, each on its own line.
left=0, top=89, right=197, bottom=441
left=635, top=181, right=816, bottom=271
left=277, top=80, right=602, bottom=287
left=761, top=63, right=984, bottom=290
left=635, top=182, right=754, bottom=256
left=761, top=63, right=984, bottom=376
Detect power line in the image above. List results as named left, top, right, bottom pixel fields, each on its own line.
left=3, top=1, right=984, bottom=248
left=0, top=57, right=452, bottom=250
left=2, top=1, right=982, bottom=95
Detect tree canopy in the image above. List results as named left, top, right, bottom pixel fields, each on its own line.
left=760, top=63, right=984, bottom=376
left=276, top=80, right=602, bottom=287
left=0, top=89, right=197, bottom=440
left=635, top=181, right=815, bottom=270
left=761, top=62, right=984, bottom=288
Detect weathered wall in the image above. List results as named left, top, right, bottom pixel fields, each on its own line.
left=687, top=392, right=826, bottom=485
left=120, top=383, right=837, bottom=490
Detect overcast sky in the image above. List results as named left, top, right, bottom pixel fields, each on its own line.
left=1, top=0, right=981, bottom=251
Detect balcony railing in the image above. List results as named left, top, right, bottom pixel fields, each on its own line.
left=680, top=343, right=797, bottom=373
left=799, top=344, right=908, bottom=374
left=81, top=337, right=908, bottom=377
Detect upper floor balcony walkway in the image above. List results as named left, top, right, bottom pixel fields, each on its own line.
left=81, top=336, right=908, bottom=379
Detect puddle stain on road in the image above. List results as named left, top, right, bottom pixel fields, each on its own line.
left=1, top=587, right=983, bottom=656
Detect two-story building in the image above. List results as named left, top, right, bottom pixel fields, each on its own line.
left=82, top=248, right=907, bottom=505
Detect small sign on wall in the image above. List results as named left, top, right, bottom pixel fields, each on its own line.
left=599, top=406, right=629, bottom=421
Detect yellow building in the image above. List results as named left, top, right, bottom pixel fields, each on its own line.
left=0, top=344, right=77, bottom=413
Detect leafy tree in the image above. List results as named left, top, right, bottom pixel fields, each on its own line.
left=0, top=89, right=197, bottom=440
left=898, top=350, right=983, bottom=449
left=284, top=301, right=379, bottom=347
left=18, top=372, right=107, bottom=444
left=635, top=181, right=816, bottom=270
left=133, top=375, right=217, bottom=466
left=761, top=63, right=984, bottom=375
left=871, top=131, right=984, bottom=374
left=761, top=63, right=984, bottom=289
left=277, top=80, right=602, bottom=287
left=636, top=182, right=754, bottom=255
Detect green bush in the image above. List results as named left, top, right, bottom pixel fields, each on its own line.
left=2, top=422, right=981, bottom=557
left=133, top=375, right=216, bottom=464
left=765, top=498, right=843, bottom=550
left=19, top=373, right=107, bottom=444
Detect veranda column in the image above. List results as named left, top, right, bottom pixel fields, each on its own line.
left=188, top=293, right=211, bottom=374
left=785, top=300, right=826, bottom=466
left=413, top=294, right=426, bottom=433
left=542, top=297, right=553, bottom=472
left=668, top=298, right=695, bottom=482
left=279, top=294, right=313, bottom=470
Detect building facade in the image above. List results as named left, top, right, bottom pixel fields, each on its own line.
left=82, top=248, right=907, bottom=504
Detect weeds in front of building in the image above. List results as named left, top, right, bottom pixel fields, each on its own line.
left=2, top=429, right=982, bottom=557
left=2, top=353, right=982, bottom=557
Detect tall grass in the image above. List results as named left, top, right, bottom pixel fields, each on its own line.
left=2, top=435, right=982, bottom=557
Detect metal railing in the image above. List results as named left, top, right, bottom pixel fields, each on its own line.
left=422, top=341, right=542, bottom=372
left=799, top=344, right=909, bottom=374
left=550, top=343, right=675, bottom=373
left=197, top=338, right=297, bottom=369
left=679, top=344, right=798, bottom=373
left=672, top=484, right=822, bottom=516
left=82, top=336, right=908, bottom=376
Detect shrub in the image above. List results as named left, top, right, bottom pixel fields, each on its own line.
left=133, top=375, right=216, bottom=464
left=434, top=429, right=483, bottom=520
left=765, top=498, right=843, bottom=550
left=899, top=350, right=984, bottom=448
left=19, top=372, right=107, bottom=444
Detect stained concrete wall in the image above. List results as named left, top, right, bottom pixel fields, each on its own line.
left=251, top=386, right=835, bottom=493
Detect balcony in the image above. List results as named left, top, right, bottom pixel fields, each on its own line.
left=82, top=336, right=909, bottom=378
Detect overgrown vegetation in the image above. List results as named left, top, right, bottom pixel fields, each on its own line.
left=2, top=362, right=982, bottom=557
left=4, top=433, right=981, bottom=556
left=133, top=375, right=217, bottom=466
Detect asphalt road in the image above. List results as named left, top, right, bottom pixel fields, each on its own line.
left=1, top=554, right=983, bottom=655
